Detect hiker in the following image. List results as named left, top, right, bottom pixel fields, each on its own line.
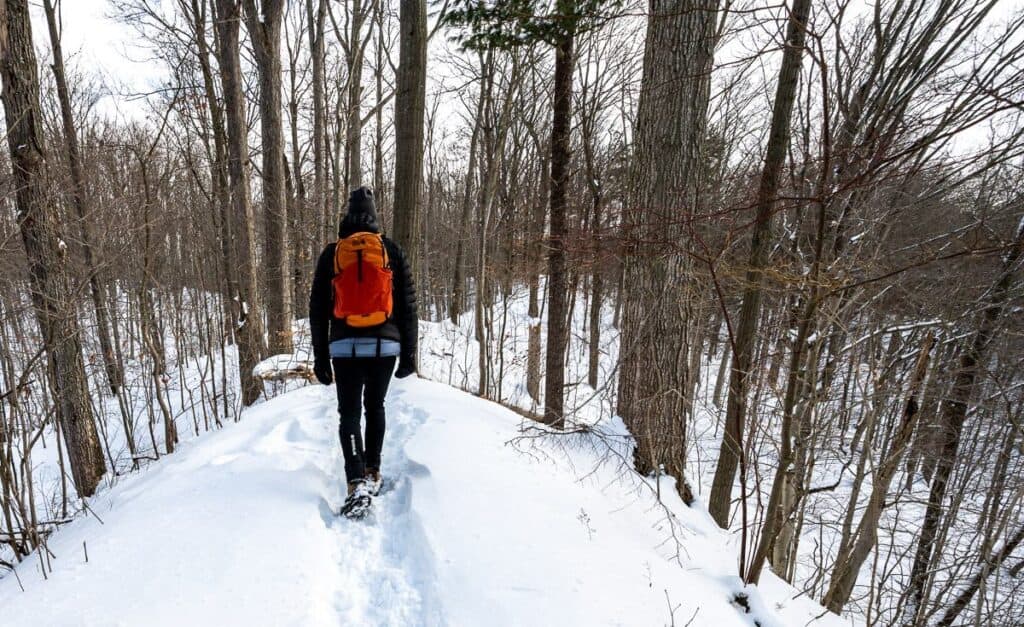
left=309, top=186, right=418, bottom=517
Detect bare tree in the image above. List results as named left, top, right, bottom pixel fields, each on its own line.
left=306, top=0, right=329, bottom=241
left=904, top=218, right=1024, bottom=626
left=0, top=0, right=106, bottom=496
left=707, top=0, right=812, bottom=532
left=214, top=0, right=266, bottom=405
left=618, top=0, right=720, bottom=503
left=41, top=0, right=124, bottom=395
left=243, top=0, right=293, bottom=354
left=392, top=0, right=427, bottom=272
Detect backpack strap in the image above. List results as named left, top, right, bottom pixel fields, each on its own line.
left=333, top=240, right=343, bottom=275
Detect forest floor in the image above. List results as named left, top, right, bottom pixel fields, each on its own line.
left=0, top=367, right=855, bottom=626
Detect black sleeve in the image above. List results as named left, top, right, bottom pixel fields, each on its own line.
left=387, top=239, right=418, bottom=361
left=309, top=245, right=335, bottom=362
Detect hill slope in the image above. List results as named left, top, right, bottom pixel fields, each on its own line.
left=0, top=376, right=853, bottom=626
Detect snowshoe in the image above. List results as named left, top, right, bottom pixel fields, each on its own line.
left=340, top=481, right=373, bottom=519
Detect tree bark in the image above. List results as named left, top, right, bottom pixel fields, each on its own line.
left=543, top=22, right=574, bottom=429
left=526, top=152, right=549, bottom=405
left=42, top=0, right=124, bottom=395
left=708, top=0, right=809, bottom=529
left=345, top=0, right=369, bottom=189
left=392, top=0, right=427, bottom=273
left=372, top=1, right=387, bottom=218
left=214, top=0, right=266, bottom=405
left=450, top=68, right=486, bottom=325
left=187, top=0, right=236, bottom=343
left=617, top=0, right=719, bottom=503
left=719, top=0, right=814, bottom=573
left=243, top=0, right=293, bottom=354
left=306, top=0, right=329, bottom=243
left=0, top=0, right=106, bottom=496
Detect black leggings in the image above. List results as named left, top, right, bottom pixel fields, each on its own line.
left=333, top=356, right=396, bottom=483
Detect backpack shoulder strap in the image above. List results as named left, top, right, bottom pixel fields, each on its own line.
left=378, top=234, right=390, bottom=268
left=333, top=238, right=346, bottom=275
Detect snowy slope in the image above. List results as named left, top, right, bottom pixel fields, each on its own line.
left=0, top=374, right=853, bottom=627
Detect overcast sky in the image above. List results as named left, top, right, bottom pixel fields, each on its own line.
left=29, top=0, right=160, bottom=120
left=27, top=0, right=1024, bottom=148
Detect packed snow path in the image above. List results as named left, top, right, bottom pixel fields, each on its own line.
left=1, top=377, right=853, bottom=627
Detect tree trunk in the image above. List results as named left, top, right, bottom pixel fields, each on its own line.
left=543, top=25, right=574, bottom=429
left=372, top=1, right=387, bottom=218
left=187, top=0, right=236, bottom=344
left=0, top=0, right=106, bottom=496
left=392, top=0, right=426, bottom=272
left=214, top=0, right=266, bottom=405
left=617, top=0, right=719, bottom=504
left=708, top=0, right=809, bottom=529
left=935, top=524, right=1024, bottom=627
left=306, top=0, right=329, bottom=243
left=821, top=333, right=934, bottom=611
left=587, top=272, right=602, bottom=390
left=450, top=70, right=486, bottom=325
left=722, top=0, right=814, bottom=574
left=345, top=0, right=367, bottom=189
left=526, top=155, right=548, bottom=405
left=243, top=0, right=292, bottom=354
left=904, top=219, right=1024, bottom=626
left=581, top=89, right=603, bottom=392
left=42, top=0, right=123, bottom=395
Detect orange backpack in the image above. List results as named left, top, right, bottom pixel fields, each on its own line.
left=332, top=232, right=393, bottom=327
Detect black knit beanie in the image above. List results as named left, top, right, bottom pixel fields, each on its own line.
left=339, top=186, right=380, bottom=236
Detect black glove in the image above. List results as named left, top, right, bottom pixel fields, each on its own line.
left=394, top=355, right=416, bottom=379
left=313, top=357, right=333, bottom=385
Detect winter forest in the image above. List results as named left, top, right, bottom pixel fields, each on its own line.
left=0, top=0, right=1022, bottom=625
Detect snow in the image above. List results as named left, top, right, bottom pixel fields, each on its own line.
left=252, top=351, right=313, bottom=380
left=0, top=371, right=852, bottom=626
left=0, top=289, right=858, bottom=626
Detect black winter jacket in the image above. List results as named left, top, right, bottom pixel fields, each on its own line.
left=309, top=234, right=418, bottom=365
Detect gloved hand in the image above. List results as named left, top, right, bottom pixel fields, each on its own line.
left=394, top=355, right=416, bottom=379
left=313, top=357, right=333, bottom=385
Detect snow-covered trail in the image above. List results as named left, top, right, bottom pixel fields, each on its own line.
left=0, top=380, right=442, bottom=627
left=320, top=383, right=443, bottom=625
left=1, top=377, right=853, bottom=627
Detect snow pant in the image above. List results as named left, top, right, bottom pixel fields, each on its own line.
left=332, top=356, right=396, bottom=483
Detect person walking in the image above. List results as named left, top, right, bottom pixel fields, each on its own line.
left=309, top=186, right=418, bottom=518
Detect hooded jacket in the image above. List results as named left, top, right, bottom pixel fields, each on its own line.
left=309, top=188, right=417, bottom=365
